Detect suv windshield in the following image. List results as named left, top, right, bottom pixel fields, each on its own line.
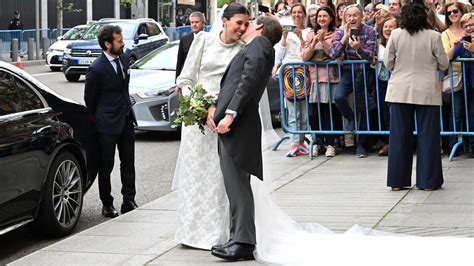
left=61, top=27, right=88, bottom=40
left=132, top=43, right=178, bottom=70
left=81, top=22, right=137, bottom=40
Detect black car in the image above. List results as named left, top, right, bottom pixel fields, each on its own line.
left=0, top=62, right=97, bottom=237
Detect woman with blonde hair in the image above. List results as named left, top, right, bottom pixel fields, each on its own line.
left=441, top=1, right=469, bottom=155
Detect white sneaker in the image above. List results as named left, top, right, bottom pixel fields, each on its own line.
left=312, top=145, right=320, bottom=157
left=325, top=145, right=336, bottom=157
left=344, top=133, right=354, bottom=147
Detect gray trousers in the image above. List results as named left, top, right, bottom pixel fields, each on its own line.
left=218, top=138, right=256, bottom=245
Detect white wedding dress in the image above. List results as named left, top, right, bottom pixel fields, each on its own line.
left=173, top=31, right=244, bottom=249
left=172, top=16, right=474, bottom=265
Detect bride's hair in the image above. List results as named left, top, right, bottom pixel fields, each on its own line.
left=222, top=3, right=250, bottom=21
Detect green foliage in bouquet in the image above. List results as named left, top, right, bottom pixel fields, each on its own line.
left=172, top=84, right=216, bottom=134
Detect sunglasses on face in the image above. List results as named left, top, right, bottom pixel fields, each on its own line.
left=446, top=9, right=459, bottom=16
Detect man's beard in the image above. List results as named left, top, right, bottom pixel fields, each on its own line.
left=110, top=46, right=123, bottom=56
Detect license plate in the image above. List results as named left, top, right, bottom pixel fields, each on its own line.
left=77, top=58, right=96, bottom=65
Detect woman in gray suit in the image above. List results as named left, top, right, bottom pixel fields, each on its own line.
left=383, top=2, right=449, bottom=191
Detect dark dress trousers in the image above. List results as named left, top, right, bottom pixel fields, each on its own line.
left=176, top=32, right=194, bottom=80
left=214, top=36, right=275, bottom=245
left=84, top=53, right=137, bottom=206
left=387, top=103, right=444, bottom=189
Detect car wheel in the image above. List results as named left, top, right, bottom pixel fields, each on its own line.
left=65, top=73, right=80, bottom=82
left=129, top=56, right=137, bottom=65
left=34, top=151, right=84, bottom=237
left=50, top=66, right=61, bottom=72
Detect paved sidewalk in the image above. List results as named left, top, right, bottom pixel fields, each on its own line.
left=11, top=143, right=474, bottom=265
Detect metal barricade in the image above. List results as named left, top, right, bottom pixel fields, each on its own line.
left=274, top=59, right=474, bottom=161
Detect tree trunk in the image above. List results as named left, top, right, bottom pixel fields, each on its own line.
left=56, top=0, right=63, bottom=38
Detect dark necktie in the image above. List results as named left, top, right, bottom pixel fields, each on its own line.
left=114, top=58, right=124, bottom=80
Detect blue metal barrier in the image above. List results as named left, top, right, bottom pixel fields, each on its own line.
left=274, top=59, right=474, bottom=161
left=165, top=25, right=212, bottom=40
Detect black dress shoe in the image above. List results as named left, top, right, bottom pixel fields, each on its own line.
left=211, top=240, right=233, bottom=251
left=121, top=200, right=138, bottom=214
left=211, top=242, right=255, bottom=261
left=102, top=205, right=119, bottom=218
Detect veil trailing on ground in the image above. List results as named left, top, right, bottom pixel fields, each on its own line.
left=253, top=101, right=474, bottom=265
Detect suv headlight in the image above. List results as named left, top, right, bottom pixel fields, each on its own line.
left=137, top=87, right=175, bottom=99
left=64, top=48, right=72, bottom=55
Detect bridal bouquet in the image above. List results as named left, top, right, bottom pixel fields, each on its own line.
left=173, top=84, right=216, bottom=134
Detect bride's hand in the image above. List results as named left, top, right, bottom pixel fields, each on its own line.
left=207, top=105, right=217, bottom=132
left=175, top=85, right=181, bottom=97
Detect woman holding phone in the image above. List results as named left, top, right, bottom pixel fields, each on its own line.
left=441, top=1, right=468, bottom=155
left=451, top=13, right=474, bottom=158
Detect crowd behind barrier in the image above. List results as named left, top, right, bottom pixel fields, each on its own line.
left=0, top=25, right=211, bottom=58
left=274, top=59, right=474, bottom=161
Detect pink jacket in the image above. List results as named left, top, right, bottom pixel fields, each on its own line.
left=301, top=30, right=339, bottom=84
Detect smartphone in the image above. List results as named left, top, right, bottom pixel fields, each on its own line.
left=258, top=4, right=270, bottom=13
left=283, top=25, right=296, bottom=33
left=464, top=35, right=472, bottom=43
left=350, top=28, right=359, bottom=38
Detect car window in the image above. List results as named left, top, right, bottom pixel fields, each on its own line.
left=132, top=43, right=178, bottom=70
left=14, top=78, right=44, bottom=111
left=82, top=22, right=136, bottom=40
left=0, top=71, right=22, bottom=116
left=61, top=27, right=89, bottom=40
left=138, top=23, right=147, bottom=36
left=146, top=23, right=161, bottom=36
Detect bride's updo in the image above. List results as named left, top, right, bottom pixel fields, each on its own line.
left=222, top=3, right=250, bottom=20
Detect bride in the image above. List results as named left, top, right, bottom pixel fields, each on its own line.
left=173, top=3, right=250, bottom=250
left=174, top=3, right=474, bottom=265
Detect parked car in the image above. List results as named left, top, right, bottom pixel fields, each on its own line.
left=62, top=18, right=169, bottom=82
left=0, top=61, right=98, bottom=237
left=128, top=40, right=281, bottom=133
left=45, top=24, right=90, bottom=72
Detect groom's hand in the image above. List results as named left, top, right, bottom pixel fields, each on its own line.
left=207, top=105, right=217, bottom=132
left=216, top=114, right=234, bottom=134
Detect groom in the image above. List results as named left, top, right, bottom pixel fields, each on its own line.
left=209, top=16, right=282, bottom=261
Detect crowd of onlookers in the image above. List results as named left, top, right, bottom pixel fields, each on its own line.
left=268, top=0, right=473, bottom=159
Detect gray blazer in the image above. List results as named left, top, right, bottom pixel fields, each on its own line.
left=383, top=28, right=449, bottom=106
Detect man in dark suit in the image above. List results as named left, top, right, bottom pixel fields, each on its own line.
left=210, top=16, right=282, bottom=261
left=175, top=11, right=206, bottom=80
left=84, top=25, right=138, bottom=218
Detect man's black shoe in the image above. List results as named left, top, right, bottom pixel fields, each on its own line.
left=211, top=240, right=233, bottom=251
left=211, top=242, right=255, bottom=261
left=121, top=200, right=138, bottom=214
left=102, top=205, right=119, bottom=218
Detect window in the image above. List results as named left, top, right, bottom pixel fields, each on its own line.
left=0, top=71, right=22, bottom=116
left=138, top=23, right=148, bottom=36
left=146, top=23, right=162, bottom=36
left=14, top=78, right=43, bottom=111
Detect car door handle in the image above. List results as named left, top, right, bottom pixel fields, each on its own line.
left=33, top=125, right=53, bottom=135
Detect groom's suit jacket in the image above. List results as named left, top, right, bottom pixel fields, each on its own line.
left=214, top=36, right=275, bottom=180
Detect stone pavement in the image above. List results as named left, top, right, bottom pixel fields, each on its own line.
left=10, top=143, right=474, bottom=265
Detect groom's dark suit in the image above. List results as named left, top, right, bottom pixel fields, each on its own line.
left=214, top=36, right=275, bottom=245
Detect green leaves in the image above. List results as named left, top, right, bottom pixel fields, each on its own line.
left=172, top=84, right=216, bottom=134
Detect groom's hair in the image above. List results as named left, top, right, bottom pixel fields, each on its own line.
left=256, top=16, right=282, bottom=46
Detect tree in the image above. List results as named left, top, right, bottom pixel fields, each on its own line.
left=120, top=0, right=136, bottom=8
left=56, top=1, right=81, bottom=38
left=217, top=0, right=234, bottom=8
